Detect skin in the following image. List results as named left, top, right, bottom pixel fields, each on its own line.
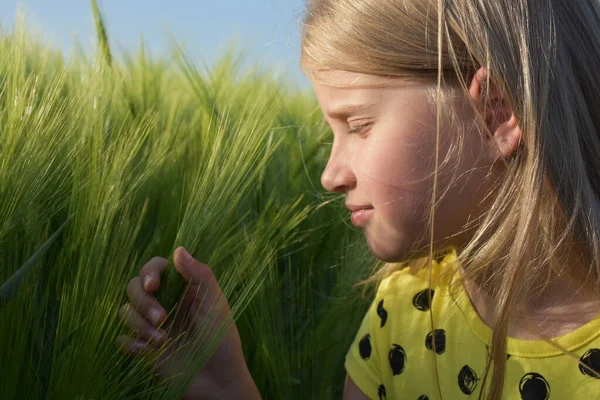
left=312, top=69, right=501, bottom=262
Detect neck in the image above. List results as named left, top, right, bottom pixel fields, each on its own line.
left=461, top=247, right=600, bottom=340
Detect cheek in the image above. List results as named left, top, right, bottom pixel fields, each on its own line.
left=354, top=144, right=433, bottom=237
left=355, top=130, right=436, bottom=196
left=353, top=123, right=442, bottom=251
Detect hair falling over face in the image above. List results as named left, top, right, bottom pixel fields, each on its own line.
left=301, top=0, right=600, bottom=398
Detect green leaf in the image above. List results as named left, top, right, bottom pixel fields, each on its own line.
left=0, top=216, right=71, bottom=307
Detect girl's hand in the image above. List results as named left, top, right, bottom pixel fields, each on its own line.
left=116, top=247, right=260, bottom=400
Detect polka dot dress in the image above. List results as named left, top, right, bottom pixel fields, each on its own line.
left=344, top=250, right=600, bottom=399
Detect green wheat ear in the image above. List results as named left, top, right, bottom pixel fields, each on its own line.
left=90, top=0, right=112, bottom=66
left=155, top=260, right=187, bottom=314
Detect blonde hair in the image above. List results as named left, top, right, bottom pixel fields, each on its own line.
left=301, top=0, right=600, bottom=398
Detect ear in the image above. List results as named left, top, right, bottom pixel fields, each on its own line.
left=469, top=67, right=522, bottom=161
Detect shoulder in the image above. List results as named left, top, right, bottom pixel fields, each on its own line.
left=372, top=266, right=437, bottom=327
left=345, top=251, right=460, bottom=398
left=378, top=265, right=432, bottom=294
left=371, top=251, right=459, bottom=338
left=376, top=255, right=451, bottom=306
left=378, top=248, right=458, bottom=292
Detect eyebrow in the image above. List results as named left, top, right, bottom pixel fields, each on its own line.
left=325, top=103, right=377, bottom=120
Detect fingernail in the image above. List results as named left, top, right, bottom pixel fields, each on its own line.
left=119, top=304, right=128, bottom=317
left=148, top=308, right=162, bottom=325
left=133, top=340, right=146, bottom=351
left=143, top=275, right=152, bottom=291
left=150, top=329, right=167, bottom=342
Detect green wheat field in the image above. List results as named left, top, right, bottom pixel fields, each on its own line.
left=0, top=4, right=379, bottom=400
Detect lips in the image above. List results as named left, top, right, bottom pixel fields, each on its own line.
left=346, top=204, right=373, bottom=212
left=347, top=204, right=374, bottom=226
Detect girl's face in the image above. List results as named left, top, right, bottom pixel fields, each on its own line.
left=312, top=70, right=496, bottom=262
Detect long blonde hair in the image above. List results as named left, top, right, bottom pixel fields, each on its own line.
left=300, top=0, right=600, bottom=398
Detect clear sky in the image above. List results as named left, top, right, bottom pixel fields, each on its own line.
left=0, top=0, right=310, bottom=87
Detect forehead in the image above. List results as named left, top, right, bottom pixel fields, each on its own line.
left=311, top=69, right=426, bottom=116
left=311, top=70, right=394, bottom=114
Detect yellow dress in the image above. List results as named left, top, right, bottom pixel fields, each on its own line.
left=345, top=250, right=600, bottom=399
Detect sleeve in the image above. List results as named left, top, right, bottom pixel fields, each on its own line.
left=344, top=291, right=386, bottom=400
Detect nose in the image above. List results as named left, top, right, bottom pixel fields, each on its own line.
left=320, top=141, right=356, bottom=193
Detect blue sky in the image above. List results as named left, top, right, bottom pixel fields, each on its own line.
left=0, top=0, right=310, bottom=86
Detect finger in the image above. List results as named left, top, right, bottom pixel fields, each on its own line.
left=115, top=334, right=151, bottom=357
left=172, top=247, right=233, bottom=323
left=172, top=247, right=210, bottom=283
left=126, top=277, right=166, bottom=326
left=140, top=256, right=169, bottom=292
left=173, top=247, right=223, bottom=307
left=118, top=304, right=168, bottom=344
left=115, top=335, right=175, bottom=380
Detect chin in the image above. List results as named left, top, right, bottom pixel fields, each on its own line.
left=365, top=233, right=433, bottom=263
left=366, top=238, right=410, bottom=263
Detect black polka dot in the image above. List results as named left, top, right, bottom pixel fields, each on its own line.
left=457, top=365, right=479, bottom=395
left=518, top=372, right=550, bottom=400
left=425, top=329, right=446, bottom=354
left=412, top=289, right=435, bottom=311
left=579, top=348, right=600, bottom=378
left=359, top=334, right=372, bottom=360
left=389, top=344, right=407, bottom=376
left=377, top=299, right=388, bottom=328
left=378, top=384, right=387, bottom=400
left=417, top=396, right=429, bottom=400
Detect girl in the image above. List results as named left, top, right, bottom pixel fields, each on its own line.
left=117, top=0, right=600, bottom=398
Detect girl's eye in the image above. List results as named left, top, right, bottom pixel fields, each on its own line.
left=348, top=123, right=370, bottom=135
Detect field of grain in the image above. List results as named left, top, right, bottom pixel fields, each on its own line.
left=0, top=10, right=378, bottom=400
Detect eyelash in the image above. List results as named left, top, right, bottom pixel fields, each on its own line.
left=348, top=123, right=370, bottom=135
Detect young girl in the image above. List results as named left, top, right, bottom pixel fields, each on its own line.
left=117, top=0, right=600, bottom=398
